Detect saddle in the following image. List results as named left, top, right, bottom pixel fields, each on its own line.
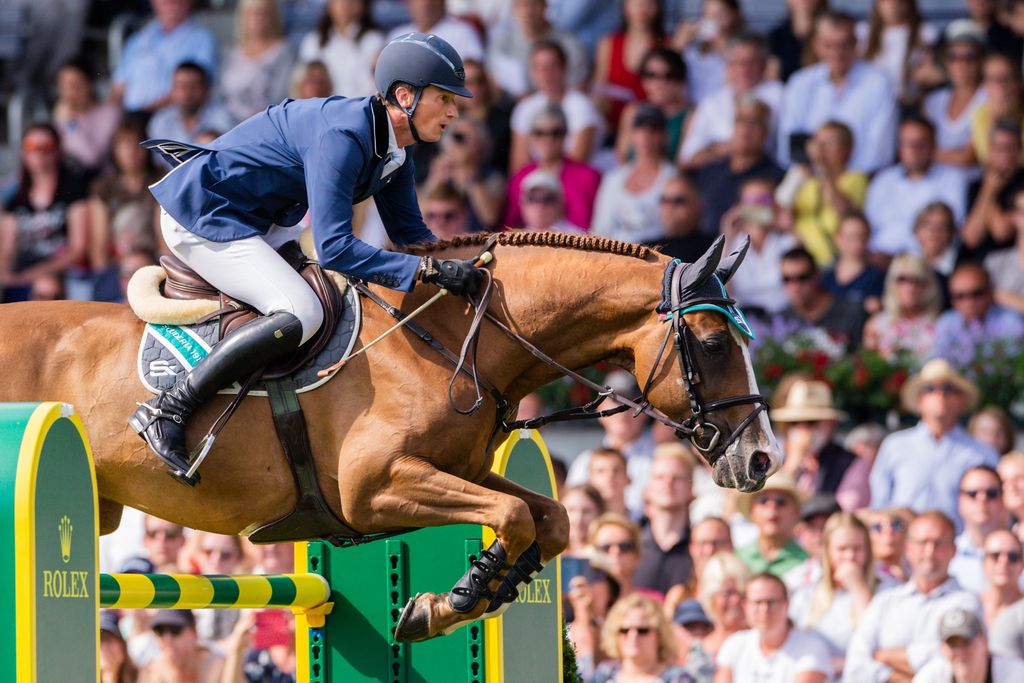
left=159, top=241, right=342, bottom=380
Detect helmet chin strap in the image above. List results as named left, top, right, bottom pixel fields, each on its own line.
left=388, top=87, right=424, bottom=144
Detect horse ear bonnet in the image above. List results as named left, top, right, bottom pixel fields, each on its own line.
left=715, top=236, right=750, bottom=285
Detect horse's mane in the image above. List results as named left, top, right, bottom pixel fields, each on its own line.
left=403, top=231, right=653, bottom=260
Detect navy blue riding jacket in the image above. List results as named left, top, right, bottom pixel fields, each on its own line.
left=148, top=96, right=434, bottom=291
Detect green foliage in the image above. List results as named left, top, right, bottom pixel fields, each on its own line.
left=563, top=621, right=582, bottom=683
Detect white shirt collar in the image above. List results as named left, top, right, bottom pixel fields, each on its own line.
left=382, top=113, right=406, bottom=179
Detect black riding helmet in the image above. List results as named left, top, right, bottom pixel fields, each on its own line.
left=374, top=32, right=473, bottom=143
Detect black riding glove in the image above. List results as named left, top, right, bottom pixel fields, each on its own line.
left=418, top=256, right=484, bottom=297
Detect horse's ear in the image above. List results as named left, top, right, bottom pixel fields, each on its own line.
left=681, top=235, right=725, bottom=290
left=715, top=236, right=750, bottom=285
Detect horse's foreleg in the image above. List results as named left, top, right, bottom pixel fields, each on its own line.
left=356, top=458, right=536, bottom=642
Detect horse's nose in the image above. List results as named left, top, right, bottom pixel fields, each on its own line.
left=748, top=450, right=772, bottom=481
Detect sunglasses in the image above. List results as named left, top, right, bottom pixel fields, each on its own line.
left=869, top=519, right=906, bottom=534
left=22, top=140, right=58, bottom=153
left=201, top=547, right=238, bottom=560
left=153, top=625, right=184, bottom=637
left=895, top=274, right=924, bottom=286
left=145, top=528, right=183, bottom=540
left=947, top=50, right=980, bottom=62
left=951, top=287, right=988, bottom=301
left=922, top=382, right=959, bottom=395
left=531, top=128, right=567, bottom=138
left=598, top=541, right=637, bottom=554
left=986, top=550, right=1024, bottom=562
left=746, top=597, right=785, bottom=609
left=525, top=192, right=558, bottom=205
left=659, top=195, right=690, bottom=206
left=782, top=272, right=814, bottom=284
left=640, top=70, right=678, bottom=81
left=425, top=210, right=457, bottom=223
left=753, top=493, right=792, bottom=507
left=960, top=486, right=1001, bottom=501
left=618, top=625, right=654, bottom=636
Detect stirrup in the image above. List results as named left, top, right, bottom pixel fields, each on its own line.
left=129, top=400, right=200, bottom=487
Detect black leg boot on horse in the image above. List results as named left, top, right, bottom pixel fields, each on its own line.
left=128, top=312, right=304, bottom=486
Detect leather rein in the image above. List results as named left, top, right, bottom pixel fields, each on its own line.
left=357, top=240, right=767, bottom=460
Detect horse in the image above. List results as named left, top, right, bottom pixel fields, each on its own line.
left=0, top=231, right=780, bottom=641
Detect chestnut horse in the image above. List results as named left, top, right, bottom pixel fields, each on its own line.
left=0, top=232, right=780, bottom=640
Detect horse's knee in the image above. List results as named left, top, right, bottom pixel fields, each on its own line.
left=495, top=497, right=535, bottom=555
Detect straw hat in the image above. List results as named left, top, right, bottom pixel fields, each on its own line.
left=899, top=358, right=978, bottom=414
left=736, top=471, right=809, bottom=519
left=770, top=380, right=847, bottom=423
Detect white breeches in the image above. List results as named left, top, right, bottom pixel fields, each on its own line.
left=160, top=210, right=324, bottom=344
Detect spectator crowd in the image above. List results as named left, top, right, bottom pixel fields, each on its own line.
left=9, top=0, right=1024, bottom=681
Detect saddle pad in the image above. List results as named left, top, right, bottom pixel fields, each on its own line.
left=136, top=284, right=361, bottom=396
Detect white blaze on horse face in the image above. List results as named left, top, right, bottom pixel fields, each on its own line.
left=727, top=326, right=782, bottom=475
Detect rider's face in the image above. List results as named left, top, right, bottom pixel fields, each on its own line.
left=411, top=86, right=460, bottom=143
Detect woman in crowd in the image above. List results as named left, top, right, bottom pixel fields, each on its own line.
left=863, top=508, right=912, bottom=582
left=971, top=53, right=1023, bottom=163
left=616, top=48, right=690, bottom=162
left=289, top=61, right=333, bottom=100
left=789, top=121, right=868, bottom=266
left=968, top=405, right=1017, bottom=456
left=980, top=529, right=1023, bottom=628
left=88, top=119, right=164, bottom=302
left=459, top=59, right=514, bottom=174
left=821, top=212, right=885, bottom=312
left=52, top=58, right=121, bottom=173
left=922, top=24, right=986, bottom=167
left=100, top=610, right=138, bottom=683
left=298, top=0, right=383, bottom=98
left=422, top=118, right=505, bottom=231
left=789, top=513, right=889, bottom=674
left=675, top=0, right=745, bottom=104
left=856, top=0, right=937, bottom=104
left=767, top=0, right=826, bottom=81
left=567, top=554, right=621, bottom=681
left=509, top=40, right=603, bottom=173
left=504, top=105, right=601, bottom=230
left=0, top=123, right=89, bottom=302
left=913, top=201, right=960, bottom=285
left=592, top=104, right=675, bottom=243
left=862, top=253, right=942, bottom=363
left=593, top=0, right=666, bottom=131
left=564, top=484, right=606, bottom=558
left=986, top=184, right=1024, bottom=314
left=698, top=551, right=751, bottom=660
left=589, top=513, right=647, bottom=600
left=219, top=0, right=295, bottom=122
left=998, top=452, right=1024, bottom=540
left=594, top=593, right=690, bottom=683
left=715, top=573, right=832, bottom=683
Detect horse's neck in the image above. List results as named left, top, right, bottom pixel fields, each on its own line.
left=484, top=247, right=664, bottom=401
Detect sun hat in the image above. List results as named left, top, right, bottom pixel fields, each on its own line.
left=770, top=380, right=847, bottom=423
left=899, top=359, right=978, bottom=414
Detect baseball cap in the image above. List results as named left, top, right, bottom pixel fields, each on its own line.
left=944, top=19, right=986, bottom=49
left=99, top=609, right=121, bottom=637
left=801, top=493, right=841, bottom=522
left=673, top=599, right=712, bottom=627
left=938, top=608, right=983, bottom=642
left=150, top=609, right=196, bottom=631
left=522, top=169, right=562, bottom=196
left=118, top=555, right=156, bottom=574
left=632, top=104, right=667, bottom=130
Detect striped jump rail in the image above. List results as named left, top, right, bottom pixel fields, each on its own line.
left=99, top=573, right=334, bottom=626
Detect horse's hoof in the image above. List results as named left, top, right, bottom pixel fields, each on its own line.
left=394, top=593, right=432, bottom=642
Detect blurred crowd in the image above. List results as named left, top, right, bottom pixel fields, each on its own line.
left=7, top=0, right=1024, bottom=681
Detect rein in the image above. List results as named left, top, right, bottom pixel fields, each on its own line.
left=359, top=243, right=767, bottom=461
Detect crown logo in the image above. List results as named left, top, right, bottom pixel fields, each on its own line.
left=58, top=515, right=73, bottom=563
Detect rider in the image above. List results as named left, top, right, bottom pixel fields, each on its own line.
left=129, top=33, right=484, bottom=485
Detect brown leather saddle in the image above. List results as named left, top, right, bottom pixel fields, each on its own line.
left=159, top=241, right=342, bottom=379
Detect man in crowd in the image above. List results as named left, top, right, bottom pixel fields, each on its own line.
left=386, top=0, right=484, bottom=62
left=109, top=0, right=218, bottom=114
left=864, top=117, right=968, bottom=256
left=634, top=446, right=694, bottom=594
left=777, top=11, right=897, bottom=172
left=147, top=62, right=235, bottom=148
left=844, top=511, right=981, bottom=682
left=735, top=472, right=809, bottom=577
left=695, top=95, right=784, bottom=234
left=914, top=607, right=1024, bottom=681
left=688, top=517, right=734, bottom=580
left=948, top=466, right=1010, bottom=593
left=962, top=118, right=1024, bottom=259
left=139, top=515, right=186, bottom=574
left=645, top=174, right=714, bottom=263
left=931, top=264, right=1024, bottom=360
left=587, top=448, right=632, bottom=518
left=421, top=182, right=472, bottom=239
left=871, top=359, right=999, bottom=529
left=140, top=609, right=224, bottom=682
left=777, top=247, right=868, bottom=350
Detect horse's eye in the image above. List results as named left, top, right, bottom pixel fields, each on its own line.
left=703, top=337, right=725, bottom=355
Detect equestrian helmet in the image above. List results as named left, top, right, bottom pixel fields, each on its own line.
left=374, top=32, right=473, bottom=101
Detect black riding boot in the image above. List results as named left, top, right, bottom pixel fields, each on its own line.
left=129, top=312, right=304, bottom=486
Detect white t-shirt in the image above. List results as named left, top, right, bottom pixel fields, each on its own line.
left=912, top=655, right=1024, bottom=682
left=590, top=161, right=675, bottom=243
left=678, top=81, right=783, bottom=163
left=510, top=90, right=604, bottom=159
left=298, top=25, right=384, bottom=98
left=717, top=627, right=835, bottom=683
left=722, top=232, right=798, bottom=314
left=922, top=86, right=987, bottom=152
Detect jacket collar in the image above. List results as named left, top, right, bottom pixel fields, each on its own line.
left=369, top=96, right=389, bottom=160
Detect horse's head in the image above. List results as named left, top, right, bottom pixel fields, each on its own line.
left=636, top=237, right=781, bottom=492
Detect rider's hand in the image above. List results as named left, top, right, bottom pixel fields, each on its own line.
left=418, top=256, right=483, bottom=297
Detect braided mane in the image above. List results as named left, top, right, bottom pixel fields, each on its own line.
left=404, top=231, right=653, bottom=260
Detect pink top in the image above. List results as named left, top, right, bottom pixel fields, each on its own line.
left=503, top=159, right=602, bottom=230
left=55, top=103, right=122, bottom=170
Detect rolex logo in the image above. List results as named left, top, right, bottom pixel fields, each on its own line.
left=58, top=515, right=73, bottom=563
